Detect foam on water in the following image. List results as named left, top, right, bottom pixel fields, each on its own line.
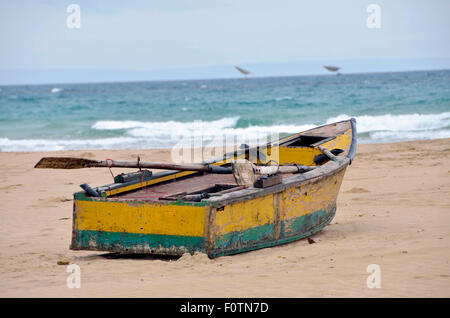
left=368, top=129, right=450, bottom=142
left=0, top=137, right=138, bottom=152
left=327, top=112, right=450, bottom=133
left=3, top=112, right=449, bottom=151
left=92, top=117, right=240, bottom=132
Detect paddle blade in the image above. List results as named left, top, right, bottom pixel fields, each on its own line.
left=34, top=157, right=99, bottom=169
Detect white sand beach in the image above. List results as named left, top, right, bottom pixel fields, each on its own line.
left=0, top=138, right=449, bottom=297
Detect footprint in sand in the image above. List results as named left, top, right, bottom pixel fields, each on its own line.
left=129, top=154, right=145, bottom=160
left=0, top=184, right=22, bottom=190
left=344, top=187, right=370, bottom=194
left=79, top=152, right=95, bottom=158
left=40, top=196, right=71, bottom=203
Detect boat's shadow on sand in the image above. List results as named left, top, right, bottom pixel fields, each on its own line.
left=75, top=252, right=181, bottom=262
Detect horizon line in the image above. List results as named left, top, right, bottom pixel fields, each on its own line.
left=1, top=67, right=449, bottom=87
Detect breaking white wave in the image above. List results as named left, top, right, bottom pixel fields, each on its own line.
left=327, top=112, right=450, bottom=133
left=93, top=112, right=450, bottom=139
left=92, top=117, right=240, bottom=132
left=368, top=130, right=450, bottom=142
left=92, top=116, right=315, bottom=142
left=275, top=96, right=293, bottom=101
left=0, top=137, right=140, bottom=152
left=2, top=112, right=449, bottom=152
left=51, top=88, right=62, bottom=93
left=328, top=112, right=450, bottom=142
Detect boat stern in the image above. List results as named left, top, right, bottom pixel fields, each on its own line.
left=70, top=192, right=212, bottom=256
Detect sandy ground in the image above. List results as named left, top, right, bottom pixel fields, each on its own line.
left=0, top=139, right=449, bottom=297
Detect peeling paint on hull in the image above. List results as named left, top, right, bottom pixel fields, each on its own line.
left=211, top=204, right=336, bottom=257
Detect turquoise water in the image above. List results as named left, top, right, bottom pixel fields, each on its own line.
left=0, top=70, right=449, bottom=151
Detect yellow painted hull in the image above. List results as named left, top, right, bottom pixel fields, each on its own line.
left=71, top=119, right=357, bottom=257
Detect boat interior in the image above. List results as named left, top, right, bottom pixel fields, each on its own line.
left=103, top=120, right=354, bottom=203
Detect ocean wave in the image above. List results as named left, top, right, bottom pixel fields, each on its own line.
left=275, top=96, right=293, bottom=101
left=2, top=112, right=449, bottom=151
left=93, top=112, right=450, bottom=137
left=368, top=130, right=450, bottom=142
left=92, top=116, right=240, bottom=131
left=0, top=137, right=139, bottom=152
left=51, top=88, right=62, bottom=93
left=327, top=112, right=450, bottom=133
left=93, top=116, right=315, bottom=139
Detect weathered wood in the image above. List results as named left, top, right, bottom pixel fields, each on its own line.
left=255, top=164, right=316, bottom=175
left=313, top=148, right=344, bottom=165
left=318, top=146, right=338, bottom=161
left=210, top=186, right=246, bottom=196
left=34, top=157, right=231, bottom=173
left=35, top=157, right=314, bottom=175
left=254, top=175, right=282, bottom=188
left=35, top=157, right=98, bottom=169
left=114, top=170, right=152, bottom=183
left=158, top=191, right=187, bottom=201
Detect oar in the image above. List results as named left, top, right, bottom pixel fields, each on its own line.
left=34, top=157, right=232, bottom=173
left=34, top=156, right=317, bottom=176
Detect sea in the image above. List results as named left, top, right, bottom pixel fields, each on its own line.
left=0, top=69, right=449, bottom=152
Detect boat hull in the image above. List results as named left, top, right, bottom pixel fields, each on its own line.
left=71, top=161, right=347, bottom=258
left=70, top=118, right=356, bottom=258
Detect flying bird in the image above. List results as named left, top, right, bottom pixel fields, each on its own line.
left=323, top=65, right=341, bottom=72
left=234, top=65, right=251, bottom=75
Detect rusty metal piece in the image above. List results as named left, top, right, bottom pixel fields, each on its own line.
left=307, top=238, right=316, bottom=244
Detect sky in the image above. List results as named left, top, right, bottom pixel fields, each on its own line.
left=1, top=0, right=449, bottom=84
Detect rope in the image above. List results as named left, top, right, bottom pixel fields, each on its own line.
left=264, top=160, right=280, bottom=175
left=105, top=158, right=115, bottom=180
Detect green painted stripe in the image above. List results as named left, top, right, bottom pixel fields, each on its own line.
left=211, top=205, right=336, bottom=257
left=72, top=230, right=205, bottom=255
left=214, top=223, right=275, bottom=250
left=280, top=208, right=330, bottom=237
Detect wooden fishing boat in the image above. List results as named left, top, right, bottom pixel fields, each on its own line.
left=36, top=118, right=356, bottom=258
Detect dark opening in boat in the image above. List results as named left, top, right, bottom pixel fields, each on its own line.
left=283, top=135, right=332, bottom=147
